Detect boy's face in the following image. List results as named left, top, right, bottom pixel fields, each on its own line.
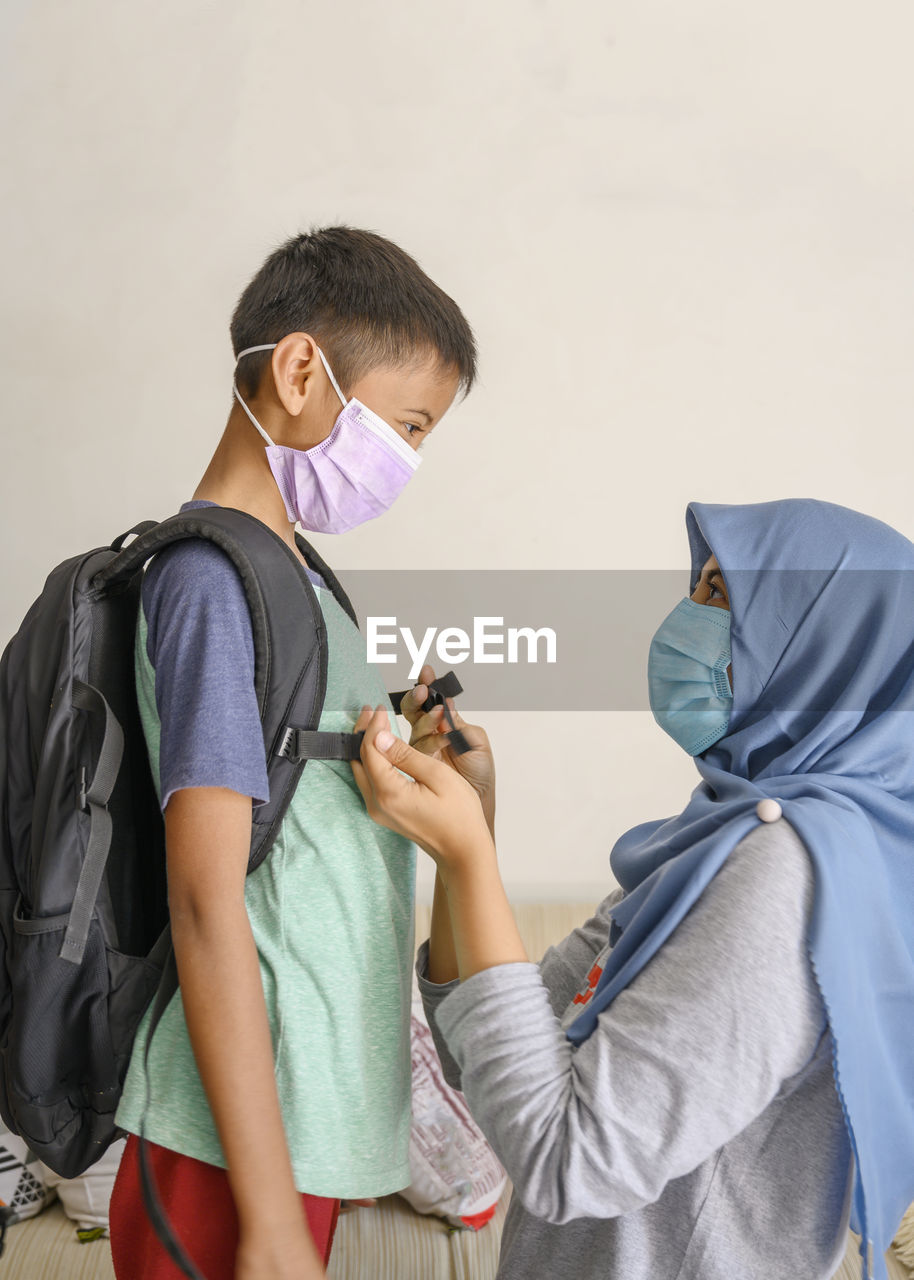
left=346, top=356, right=461, bottom=452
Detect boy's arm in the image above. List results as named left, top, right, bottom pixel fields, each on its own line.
left=166, top=786, right=326, bottom=1278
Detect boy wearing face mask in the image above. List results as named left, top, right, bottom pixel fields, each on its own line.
left=107, top=227, right=476, bottom=1280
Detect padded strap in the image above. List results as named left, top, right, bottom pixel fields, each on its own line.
left=59, top=681, right=125, bottom=965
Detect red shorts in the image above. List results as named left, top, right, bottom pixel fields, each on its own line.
left=109, top=1135, right=340, bottom=1279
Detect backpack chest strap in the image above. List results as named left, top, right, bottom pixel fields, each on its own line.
left=275, top=672, right=471, bottom=765
left=276, top=728, right=364, bottom=763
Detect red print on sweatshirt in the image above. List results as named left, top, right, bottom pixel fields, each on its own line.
left=572, top=961, right=604, bottom=1006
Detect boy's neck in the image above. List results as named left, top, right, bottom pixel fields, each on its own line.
left=193, top=406, right=309, bottom=567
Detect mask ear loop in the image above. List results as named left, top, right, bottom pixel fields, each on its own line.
left=233, top=344, right=279, bottom=447
left=234, top=342, right=348, bottom=438
left=315, top=346, right=349, bottom=409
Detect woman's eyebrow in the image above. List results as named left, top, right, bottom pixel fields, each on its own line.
left=404, top=408, right=433, bottom=423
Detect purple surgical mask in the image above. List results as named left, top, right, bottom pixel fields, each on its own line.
left=233, top=343, right=422, bottom=534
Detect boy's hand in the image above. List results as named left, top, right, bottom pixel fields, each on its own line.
left=339, top=1197, right=377, bottom=1214
left=352, top=704, right=494, bottom=869
left=236, top=1218, right=327, bottom=1279
left=397, top=664, right=495, bottom=831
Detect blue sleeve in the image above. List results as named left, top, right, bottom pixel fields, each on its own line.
left=142, top=539, right=270, bottom=811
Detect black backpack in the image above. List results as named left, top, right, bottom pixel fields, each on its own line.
left=0, top=506, right=376, bottom=1182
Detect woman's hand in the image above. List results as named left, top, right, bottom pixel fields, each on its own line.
left=397, top=664, right=495, bottom=832
left=353, top=705, right=526, bottom=983
left=352, top=704, right=495, bottom=870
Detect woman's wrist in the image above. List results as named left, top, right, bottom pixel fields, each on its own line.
left=440, top=856, right=527, bottom=979
left=428, top=868, right=459, bottom=984
left=436, top=823, right=497, bottom=876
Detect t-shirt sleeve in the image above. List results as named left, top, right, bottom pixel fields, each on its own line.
left=141, top=540, right=270, bottom=810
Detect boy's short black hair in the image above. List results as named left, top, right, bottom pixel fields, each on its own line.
left=231, top=226, right=477, bottom=399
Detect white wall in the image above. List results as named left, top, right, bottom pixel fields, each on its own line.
left=2, top=0, right=912, bottom=901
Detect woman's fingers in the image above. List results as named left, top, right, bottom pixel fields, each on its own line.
left=398, top=662, right=437, bottom=726
left=408, top=705, right=449, bottom=750
left=444, top=697, right=487, bottom=743
left=352, top=704, right=443, bottom=823
left=409, top=709, right=452, bottom=760
left=350, top=704, right=386, bottom=815
left=352, top=705, right=493, bottom=866
left=362, top=707, right=443, bottom=791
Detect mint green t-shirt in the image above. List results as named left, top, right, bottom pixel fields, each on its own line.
left=116, top=575, right=416, bottom=1199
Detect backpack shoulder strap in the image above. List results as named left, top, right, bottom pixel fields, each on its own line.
left=109, top=521, right=159, bottom=553
left=96, top=508, right=334, bottom=872
left=96, top=508, right=293, bottom=713
left=294, top=531, right=359, bottom=626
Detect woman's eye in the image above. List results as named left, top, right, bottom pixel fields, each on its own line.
left=404, top=423, right=423, bottom=437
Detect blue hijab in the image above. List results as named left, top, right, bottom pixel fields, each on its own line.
left=567, top=499, right=914, bottom=1275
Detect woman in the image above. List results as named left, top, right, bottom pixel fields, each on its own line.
left=352, top=499, right=914, bottom=1280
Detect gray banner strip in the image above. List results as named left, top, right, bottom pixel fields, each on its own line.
left=343, top=569, right=682, bottom=711
left=336, top=568, right=914, bottom=712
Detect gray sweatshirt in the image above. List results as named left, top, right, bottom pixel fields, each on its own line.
left=416, top=820, right=854, bottom=1280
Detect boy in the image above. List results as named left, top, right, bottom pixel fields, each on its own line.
left=108, top=227, right=476, bottom=1280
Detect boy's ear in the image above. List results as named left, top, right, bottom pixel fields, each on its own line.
left=268, top=333, right=322, bottom=418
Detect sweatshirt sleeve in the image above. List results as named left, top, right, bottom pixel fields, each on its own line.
left=430, top=821, right=826, bottom=1225
left=415, top=942, right=464, bottom=1088
left=416, top=887, right=625, bottom=1087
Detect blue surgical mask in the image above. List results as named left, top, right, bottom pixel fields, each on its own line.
left=648, top=598, right=733, bottom=755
